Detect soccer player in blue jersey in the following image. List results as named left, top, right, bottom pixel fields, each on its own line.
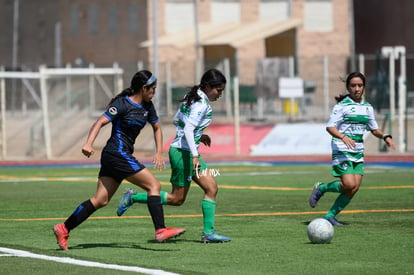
left=53, top=70, right=185, bottom=250
left=309, top=72, right=396, bottom=226
left=117, top=68, right=231, bottom=243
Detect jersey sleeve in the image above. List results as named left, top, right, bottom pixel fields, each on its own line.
left=146, top=101, right=159, bottom=124
left=366, top=105, right=379, bottom=130
left=183, top=101, right=207, bottom=156
left=326, top=104, right=343, bottom=128
left=103, top=97, right=124, bottom=122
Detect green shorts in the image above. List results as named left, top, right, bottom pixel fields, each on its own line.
left=169, top=146, right=208, bottom=187
left=332, top=161, right=364, bottom=177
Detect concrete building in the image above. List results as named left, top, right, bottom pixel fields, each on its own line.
left=1, top=0, right=352, bottom=103
left=3, top=0, right=413, bottom=109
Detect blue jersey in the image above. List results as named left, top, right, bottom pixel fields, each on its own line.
left=102, top=96, right=159, bottom=154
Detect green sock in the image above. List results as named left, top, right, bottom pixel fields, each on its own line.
left=319, top=180, right=341, bottom=193
left=324, top=193, right=351, bottom=219
left=132, top=191, right=168, bottom=205
left=202, top=198, right=216, bottom=234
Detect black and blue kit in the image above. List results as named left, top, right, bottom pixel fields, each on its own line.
left=98, top=96, right=159, bottom=183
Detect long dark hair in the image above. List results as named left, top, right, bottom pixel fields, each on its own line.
left=108, top=70, right=155, bottom=105
left=180, top=68, right=226, bottom=107
left=335, top=72, right=366, bottom=103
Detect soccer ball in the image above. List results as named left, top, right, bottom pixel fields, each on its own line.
left=307, top=218, right=334, bottom=244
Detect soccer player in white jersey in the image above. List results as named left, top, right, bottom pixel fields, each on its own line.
left=309, top=72, right=396, bottom=226
left=117, top=69, right=231, bottom=243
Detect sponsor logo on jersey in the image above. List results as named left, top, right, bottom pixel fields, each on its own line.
left=108, top=107, right=118, bottom=115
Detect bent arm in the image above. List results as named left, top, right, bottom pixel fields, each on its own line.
left=371, top=129, right=396, bottom=150
left=82, top=115, right=110, bottom=157
left=326, top=126, right=345, bottom=139
left=326, top=126, right=356, bottom=149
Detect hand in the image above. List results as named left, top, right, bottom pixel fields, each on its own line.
left=192, top=156, right=200, bottom=171
left=153, top=152, right=166, bottom=171
left=200, top=134, right=211, bottom=147
left=341, top=136, right=356, bottom=149
left=82, top=145, right=94, bottom=158
left=384, top=137, right=397, bottom=150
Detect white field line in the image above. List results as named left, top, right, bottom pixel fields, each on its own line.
left=0, top=247, right=180, bottom=275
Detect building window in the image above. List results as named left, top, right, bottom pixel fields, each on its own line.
left=260, top=0, right=289, bottom=21
left=304, top=0, right=333, bottom=31
left=165, top=0, right=193, bottom=33
left=108, top=4, right=118, bottom=34
left=88, top=5, right=98, bottom=35
left=211, top=0, right=240, bottom=24
left=70, top=7, right=79, bottom=36
left=129, top=3, right=138, bottom=33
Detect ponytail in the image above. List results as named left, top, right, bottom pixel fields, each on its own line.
left=107, top=70, right=155, bottom=106
left=179, top=68, right=226, bottom=107
left=334, top=94, right=349, bottom=103
left=108, top=88, right=133, bottom=105
left=180, top=85, right=201, bottom=107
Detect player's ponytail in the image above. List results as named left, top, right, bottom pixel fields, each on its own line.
left=180, top=68, right=226, bottom=107
left=180, top=85, right=201, bottom=107
left=108, top=70, right=155, bottom=105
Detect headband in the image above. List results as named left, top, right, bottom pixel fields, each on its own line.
left=146, top=74, right=157, bottom=86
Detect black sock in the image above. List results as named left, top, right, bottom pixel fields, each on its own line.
left=64, top=199, right=96, bottom=231
left=147, top=195, right=165, bottom=231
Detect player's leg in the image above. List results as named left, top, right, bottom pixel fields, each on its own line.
left=127, top=184, right=190, bottom=205
left=319, top=180, right=342, bottom=193
left=53, top=176, right=119, bottom=250
left=310, top=158, right=351, bottom=208
left=309, top=180, right=342, bottom=208
left=126, top=168, right=185, bottom=242
left=117, top=146, right=191, bottom=216
left=193, top=160, right=230, bottom=243
left=324, top=170, right=363, bottom=225
left=164, top=146, right=192, bottom=205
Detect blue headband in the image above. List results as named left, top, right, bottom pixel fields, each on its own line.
left=146, top=74, right=157, bottom=86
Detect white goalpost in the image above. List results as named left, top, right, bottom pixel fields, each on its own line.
left=0, top=64, right=123, bottom=159
left=381, top=46, right=407, bottom=153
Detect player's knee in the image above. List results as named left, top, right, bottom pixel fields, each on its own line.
left=94, top=199, right=109, bottom=209
left=205, top=187, right=218, bottom=199
left=351, top=184, right=360, bottom=195
left=169, top=196, right=186, bottom=206
left=342, top=183, right=359, bottom=197
left=210, top=183, right=218, bottom=195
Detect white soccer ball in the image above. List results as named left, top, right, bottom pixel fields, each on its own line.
left=307, top=218, right=334, bottom=244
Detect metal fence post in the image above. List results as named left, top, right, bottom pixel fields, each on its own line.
left=39, top=65, right=52, bottom=159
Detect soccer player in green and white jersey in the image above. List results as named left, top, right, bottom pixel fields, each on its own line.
left=117, top=69, right=231, bottom=243
left=309, top=72, right=396, bottom=226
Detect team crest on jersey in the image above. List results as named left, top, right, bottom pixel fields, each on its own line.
left=108, top=107, right=118, bottom=115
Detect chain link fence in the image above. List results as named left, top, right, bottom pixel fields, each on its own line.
left=1, top=53, right=414, bottom=159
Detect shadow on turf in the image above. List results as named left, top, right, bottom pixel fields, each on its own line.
left=67, top=242, right=179, bottom=251
left=63, top=238, right=203, bottom=251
